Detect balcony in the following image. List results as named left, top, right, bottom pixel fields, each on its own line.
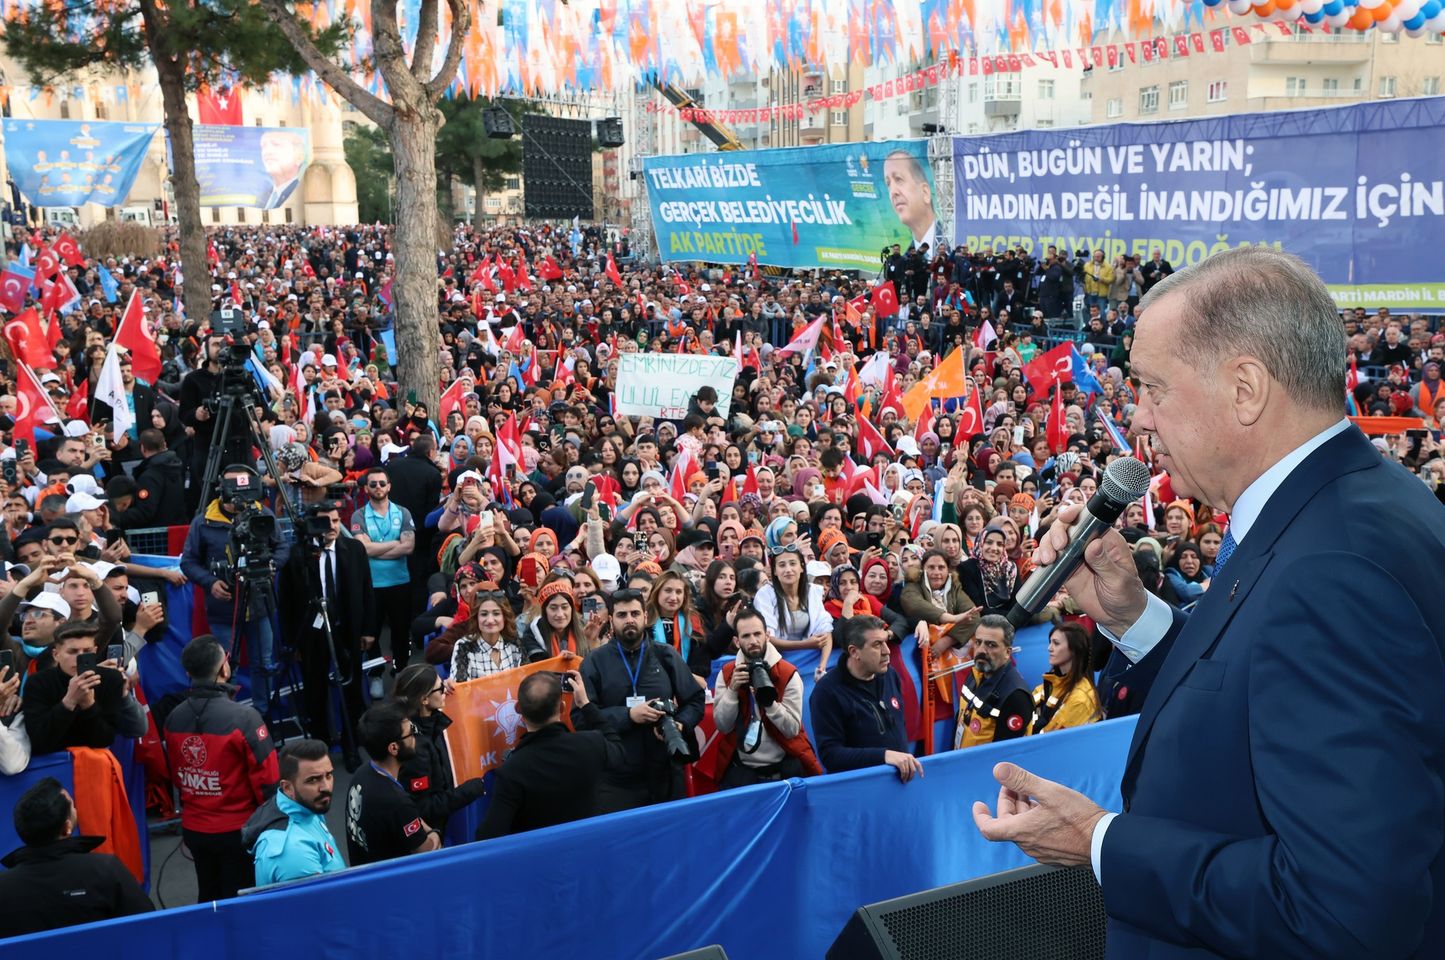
left=1250, top=35, right=1372, bottom=64
left=984, top=98, right=1020, bottom=117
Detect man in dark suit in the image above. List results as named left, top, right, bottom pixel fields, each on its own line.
left=384, top=434, right=444, bottom=609
left=993, top=280, right=1027, bottom=319
left=475, top=670, right=623, bottom=840
left=91, top=349, right=155, bottom=469
left=278, top=503, right=375, bottom=768
left=973, top=247, right=1445, bottom=958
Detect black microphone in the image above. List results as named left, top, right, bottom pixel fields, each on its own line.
left=1005, top=457, right=1151, bottom=628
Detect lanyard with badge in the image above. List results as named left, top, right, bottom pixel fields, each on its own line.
left=618, top=641, right=648, bottom=710
left=365, top=503, right=401, bottom=542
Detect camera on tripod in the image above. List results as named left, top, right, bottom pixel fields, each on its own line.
left=209, top=307, right=264, bottom=401
left=209, top=470, right=278, bottom=620
left=647, top=698, right=692, bottom=762
left=298, top=484, right=351, bottom=548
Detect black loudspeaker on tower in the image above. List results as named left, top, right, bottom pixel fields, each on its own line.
left=482, top=106, right=517, bottom=139
left=597, top=117, right=625, bottom=148
left=827, top=865, right=1107, bottom=960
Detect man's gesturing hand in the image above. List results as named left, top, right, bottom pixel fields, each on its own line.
left=971, top=762, right=1107, bottom=868
left=1033, top=503, right=1147, bottom=637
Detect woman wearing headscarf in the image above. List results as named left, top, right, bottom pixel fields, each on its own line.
left=523, top=576, right=601, bottom=661
left=958, top=520, right=1020, bottom=616
left=900, top=548, right=982, bottom=651
left=392, top=664, right=486, bottom=835
left=1164, top=540, right=1210, bottom=604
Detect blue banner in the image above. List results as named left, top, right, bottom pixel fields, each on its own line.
left=2, top=119, right=157, bottom=208
left=952, top=99, right=1445, bottom=310
left=191, top=125, right=311, bottom=209
left=644, top=139, right=937, bottom=271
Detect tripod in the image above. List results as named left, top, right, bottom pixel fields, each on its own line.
left=196, top=379, right=299, bottom=526
left=296, top=533, right=361, bottom=765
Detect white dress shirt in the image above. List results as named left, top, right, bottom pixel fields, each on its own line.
left=1090, top=419, right=1351, bottom=882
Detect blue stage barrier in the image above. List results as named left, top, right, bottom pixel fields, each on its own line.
left=1, top=717, right=1137, bottom=959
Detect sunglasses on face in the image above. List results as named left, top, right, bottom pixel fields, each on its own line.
left=48, top=536, right=79, bottom=547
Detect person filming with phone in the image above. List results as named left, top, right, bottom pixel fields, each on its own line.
left=22, top=620, right=146, bottom=755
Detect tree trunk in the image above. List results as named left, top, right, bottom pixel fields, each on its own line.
left=472, top=154, right=488, bottom=232
left=143, top=16, right=211, bottom=325
left=387, top=103, right=442, bottom=414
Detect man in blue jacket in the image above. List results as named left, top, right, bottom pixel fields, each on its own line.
left=243, top=739, right=345, bottom=885
left=973, top=247, right=1445, bottom=959
left=809, top=615, right=923, bottom=783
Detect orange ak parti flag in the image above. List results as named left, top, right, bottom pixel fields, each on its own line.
left=444, top=654, right=581, bottom=782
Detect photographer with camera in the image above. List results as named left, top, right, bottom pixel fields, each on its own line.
left=573, top=588, right=705, bottom=813
left=178, top=333, right=227, bottom=512
left=279, top=500, right=374, bottom=768
left=181, top=465, right=291, bottom=713
left=712, top=606, right=823, bottom=789
left=477, top=669, right=623, bottom=840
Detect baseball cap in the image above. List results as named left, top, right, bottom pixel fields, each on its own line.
left=67, top=476, right=104, bottom=497
left=39, top=371, right=62, bottom=385
left=19, top=592, right=70, bottom=619
left=65, top=492, right=107, bottom=513
left=805, top=560, right=833, bottom=579
left=591, top=553, right=621, bottom=587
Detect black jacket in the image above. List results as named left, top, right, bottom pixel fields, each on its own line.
left=91, top=382, right=156, bottom=462
left=476, top=710, right=624, bottom=840
left=278, top=536, right=376, bottom=663
left=384, top=453, right=442, bottom=570
left=397, top=710, right=485, bottom=832
left=178, top=366, right=224, bottom=447
left=111, top=449, right=188, bottom=530
left=0, top=836, right=153, bottom=937
left=23, top=665, right=128, bottom=755
left=573, top=640, right=706, bottom=784
left=808, top=664, right=908, bottom=773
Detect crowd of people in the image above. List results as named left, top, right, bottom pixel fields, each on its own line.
left=0, top=216, right=1441, bottom=936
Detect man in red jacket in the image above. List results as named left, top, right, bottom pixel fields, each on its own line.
left=163, top=635, right=279, bottom=901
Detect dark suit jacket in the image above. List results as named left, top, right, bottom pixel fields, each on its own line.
left=278, top=535, right=375, bottom=665
left=475, top=710, right=623, bottom=840
left=1100, top=426, right=1445, bottom=958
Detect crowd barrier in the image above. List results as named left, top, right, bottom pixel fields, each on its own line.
left=1, top=716, right=1136, bottom=959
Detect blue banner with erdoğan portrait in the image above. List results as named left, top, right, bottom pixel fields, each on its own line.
left=643, top=139, right=937, bottom=271
left=952, top=98, right=1445, bottom=310
left=2, top=119, right=158, bottom=208
left=190, top=124, right=311, bottom=209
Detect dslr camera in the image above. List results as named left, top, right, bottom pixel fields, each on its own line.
left=745, top=658, right=778, bottom=708
left=647, top=699, right=691, bottom=762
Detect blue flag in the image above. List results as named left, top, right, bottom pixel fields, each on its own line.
left=1069, top=346, right=1105, bottom=396
left=96, top=263, right=119, bottom=303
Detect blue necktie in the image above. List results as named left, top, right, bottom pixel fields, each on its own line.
left=1214, top=526, right=1237, bottom=576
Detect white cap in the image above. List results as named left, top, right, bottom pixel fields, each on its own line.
left=39, top=371, right=62, bottom=385
left=62, top=420, right=91, bottom=438
left=896, top=436, right=922, bottom=457
left=66, top=475, right=102, bottom=496
left=87, top=559, right=118, bottom=580
left=455, top=469, right=484, bottom=487
left=321, top=354, right=338, bottom=367
left=19, top=592, right=70, bottom=619
left=805, top=560, right=832, bottom=579
left=66, top=492, right=107, bottom=513
left=591, top=553, right=621, bottom=585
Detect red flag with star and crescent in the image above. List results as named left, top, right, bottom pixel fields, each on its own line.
left=115, top=291, right=162, bottom=384
left=13, top=361, right=63, bottom=444
left=4, top=308, right=52, bottom=369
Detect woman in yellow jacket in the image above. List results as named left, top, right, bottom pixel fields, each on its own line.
left=1031, top=622, right=1101, bottom=734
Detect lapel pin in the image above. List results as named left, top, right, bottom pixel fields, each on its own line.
left=1229, top=580, right=1239, bottom=601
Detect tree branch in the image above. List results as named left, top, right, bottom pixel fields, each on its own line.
left=371, top=0, right=426, bottom=112
left=257, top=0, right=392, bottom=127
left=423, top=0, right=471, bottom=101
left=410, top=0, right=439, bottom=85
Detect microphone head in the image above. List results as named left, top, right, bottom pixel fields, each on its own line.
left=1099, top=457, right=1152, bottom=507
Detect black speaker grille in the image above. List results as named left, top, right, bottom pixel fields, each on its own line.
left=522, top=114, right=593, bottom=220
left=875, top=867, right=1105, bottom=960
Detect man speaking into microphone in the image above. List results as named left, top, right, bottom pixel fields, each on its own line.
left=972, top=247, right=1445, bottom=959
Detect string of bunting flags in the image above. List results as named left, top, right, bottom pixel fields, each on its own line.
left=668, top=20, right=1299, bottom=127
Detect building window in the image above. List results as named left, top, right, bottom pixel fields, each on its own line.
left=1323, top=77, right=1339, bottom=95
left=1036, top=119, right=1054, bottom=127
left=1107, top=97, right=1123, bottom=118
left=1381, top=31, right=1397, bottom=43
left=831, top=110, right=846, bottom=126
left=1354, top=76, right=1364, bottom=91
left=1138, top=85, right=1159, bottom=114
left=285, top=207, right=294, bottom=224
left=1427, top=32, right=1442, bottom=44
left=1108, top=57, right=1124, bottom=72
left=254, top=117, right=262, bottom=125
left=1425, top=77, right=1442, bottom=96
left=261, top=209, right=270, bottom=224
left=1168, top=80, right=1188, bottom=109
left=59, top=101, right=71, bottom=119
left=1207, top=80, right=1227, bottom=102
left=237, top=208, right=246, bottom=223
left=211, top=207, right=221, bottom=223
left=1378, top=76, right=1397, bottom=98
left=505, top=176, right=520, bottom=190
left=968, top=83, right=979, bottom=103
left=1037, top=79, right=1055, bottom=99
left=1286, top=76, right=1307, bottom=97
left=830, top=79, right=846, bottom=94
left=94, top=101, right=108, bottom=120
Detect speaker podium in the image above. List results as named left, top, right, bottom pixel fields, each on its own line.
left=828, top=864, right=1107, bottom=960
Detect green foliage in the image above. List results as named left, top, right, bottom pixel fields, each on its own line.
left=3, top=0, right=348, bottom=87
left=343, top=122, right=393, bottom=224
left=435, top=96, right=532, bottom=192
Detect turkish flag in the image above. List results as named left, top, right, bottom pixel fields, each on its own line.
left=34, top=246, right=61, bottom=286
left=503, top=323, right=526, bottom=355
left=914, top=398, right=935, bottom=442
left=954, top=383, right=986, bottom=439
left=539, top=256, right=563, bottom=282
left=198, top=84, right=243, bottom=125
left=879, top=368, right=908, bottom=421
left=52, top=233, right=85, bottom=268
left=4, top=309, right=52, bottom=369
left=1047, top=385, right=1069, bottom=455
left=66, top=377, right=90, bottom=421
left=871, top=281, right=899, bottom=318
left=515, top=258, right=532, bottom=292
left=1022, top=342, right=1074, bottom=396
left=0, top=268, right=30, bottom=313
left=748, top=251, right=760, bottom=280
left=605, top=253, right=623, bottom=287
left=13, top=361, right=62, bottom=445
left=855, top=415, right=893, bottom=461
left=115, top=290, right=162, bottom=384
left=438, top=376, right=470, bottom=425
left=40, top=272, right=79, bottom=315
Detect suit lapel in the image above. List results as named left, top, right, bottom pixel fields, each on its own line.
left=1121, top=426, right=1380, bottom=798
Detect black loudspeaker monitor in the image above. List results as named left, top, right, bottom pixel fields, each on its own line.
left=598, top=117, right=625, bottom=148
left=482, top=106, right=516, bottom=139
left=654, top=947, right=728, bottom=960
left=827, top=865, right=1106, bottom=960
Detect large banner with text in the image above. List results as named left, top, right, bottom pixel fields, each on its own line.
left=614, top=353, right=739, bottom=420
left=3, top=119, right=158, bottom=208
left=643, top=139, right=937, bottom=271
left=952, top=99, right=1445, bottom=309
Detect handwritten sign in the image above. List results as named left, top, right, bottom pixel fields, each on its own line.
left=614, top=353, right=738, bottom=420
